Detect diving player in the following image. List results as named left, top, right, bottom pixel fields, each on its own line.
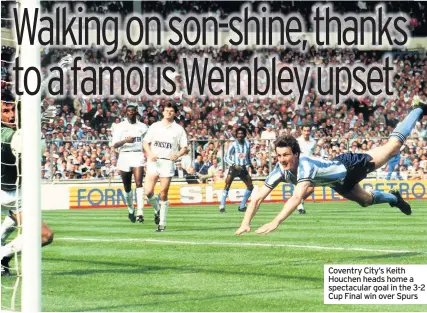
left=236, top=99, right=427, bottom=235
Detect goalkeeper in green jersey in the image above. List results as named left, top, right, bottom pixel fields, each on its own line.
left=1, top=94, right=54, bottom=276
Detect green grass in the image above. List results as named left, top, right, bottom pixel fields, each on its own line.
left=2, top=201, right=427, bottom=312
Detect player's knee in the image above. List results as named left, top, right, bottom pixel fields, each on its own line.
left=389, top=144, right=401, bottom=157
left=358, top=198, right=372, bottom=208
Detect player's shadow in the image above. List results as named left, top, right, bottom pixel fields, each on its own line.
left=172, top=226, right=238, bottom=232
left=320, top=210, right=370, bottom=214
left=44, top=257, right=320, bottom=283
left=71, top=287, right=314, bottom=312
left=353, top=252, right=424, bottom=260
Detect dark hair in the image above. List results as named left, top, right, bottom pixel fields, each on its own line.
left=274, top=135, right=301, bottom=155
left=126, top=104, right=137, bottom=111
left=165, top=102, right=178, bottom=113
left=302, top=123, right=312, bottom=130
left=236, top=126, right=247, bottom=136
left=1, top=92, right=15, bottom=104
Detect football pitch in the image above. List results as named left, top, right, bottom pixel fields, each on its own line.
left=2, top=201, right=427, bottom=312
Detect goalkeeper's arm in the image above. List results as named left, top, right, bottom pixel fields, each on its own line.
left=1, top=127, right=15, bottom=144
left=3, top=128, right=45, bottom=157
left=3, top=127, right=24, bottom=156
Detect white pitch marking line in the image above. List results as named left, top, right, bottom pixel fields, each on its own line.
left=57, top=237, right=423, bottom=254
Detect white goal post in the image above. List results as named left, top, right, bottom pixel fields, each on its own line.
left=19, top=0, right=42, bottom=311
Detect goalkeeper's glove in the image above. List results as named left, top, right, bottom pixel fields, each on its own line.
left=10, top=129, right=46, bottom=157
left=10, top=129, right=22, bottom=156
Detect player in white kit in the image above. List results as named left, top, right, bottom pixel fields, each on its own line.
left=296, top=124, right=317, bottom=214
left=112, top=104, right=148, bottom=223
left=143, top=103, right=188, bottom=232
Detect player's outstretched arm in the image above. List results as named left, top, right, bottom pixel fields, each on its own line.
left=256, top=181, right=311, bottom=234
left=235, top=185, right=272, bottom=235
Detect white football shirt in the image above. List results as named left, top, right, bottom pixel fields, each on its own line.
left=297, top=136, right=317, bottom=156
left=143, top=121, right=188, bottom=159
left=112, top=120, right=148, bottom=152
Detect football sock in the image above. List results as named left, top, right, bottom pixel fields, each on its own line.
left=239, top=189, right=252, bottom=209
left=136, top=187, right=144, bottom=216
left=1, top=235, right=23, bottom=259
left=390, top=108, right=423, bottom=143
left=125, top=191, right=134, bottom=213
left=159, top=200, right=169, bottom=227
left=220, top=190, right=228, bottom=208
left=148, top=194, right=159, bottom=214
left=297, top=201, right=305, bottom=211
left=1, top=216, right=16, bottom=245
left=370, top=190, right=398, bottom=206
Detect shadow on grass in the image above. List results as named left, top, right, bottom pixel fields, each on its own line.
left=67, top=287, right=311, bottom=312
left=171, top=226, right=238, bottom=232
left=353, top=252, right=424, bottom=260
left=44, top=257, right=321, bottom=283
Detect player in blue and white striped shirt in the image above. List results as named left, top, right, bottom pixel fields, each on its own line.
left=219, top=127, right=253, bottom=213
left=235, top=100, right=427, bottom=235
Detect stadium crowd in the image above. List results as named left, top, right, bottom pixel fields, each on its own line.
left=2, top=1, right=425, bottom=35
left=1, top=2, right=427, bottom=182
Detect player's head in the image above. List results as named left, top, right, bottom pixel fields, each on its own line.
left=163, top=102, right=178, bottom=121
left=126, top=104, right=137, bottom=123
left=1, top=94, right=16, bottom=129
left=302, top=124, right=312, bottom=140
left=236, top=127, right=247, bottom=141
left=274, top=135, right=301, bottom=171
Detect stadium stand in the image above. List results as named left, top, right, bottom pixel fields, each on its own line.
left=1, top=1, right=426, bottom=182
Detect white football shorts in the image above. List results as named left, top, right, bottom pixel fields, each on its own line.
left=146, top=159, right=175, bottom=178
left=0, top=188, right=22, bottom=214
left=117, top=151, right=145, bottom=172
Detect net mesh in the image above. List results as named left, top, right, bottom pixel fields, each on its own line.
left=1, top=1, right=22, bottom=311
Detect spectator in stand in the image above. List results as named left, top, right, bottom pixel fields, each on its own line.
left=260, top=124, right=277, bottom=147
left=197, top=158, right=222, bottom=183
left=386, top=149, right=403, bottom=180
left=193, top=155, right=203, bottom=173
left=253, top=166, right=264, bottom=177
left=174, top=162, right=188, bottom=178
left=197, top=156, right=212, bottom=176
left=2, top=3, right=427, bottom=181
